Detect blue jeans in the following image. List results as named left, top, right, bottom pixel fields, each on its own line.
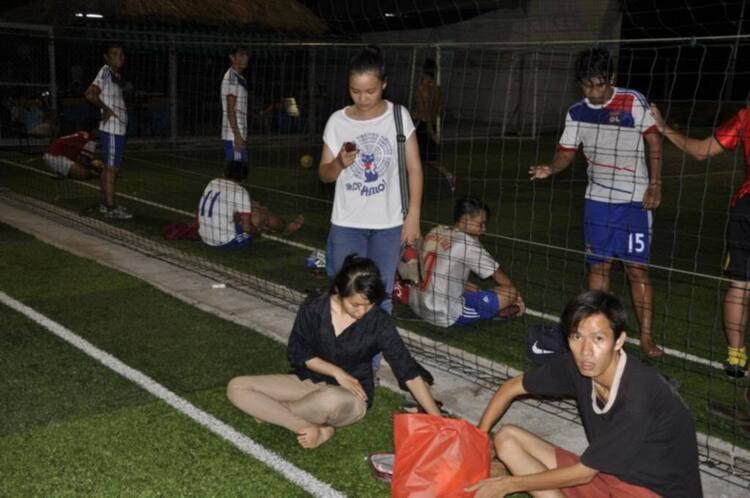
left=329, top=224, right=402, bottom=314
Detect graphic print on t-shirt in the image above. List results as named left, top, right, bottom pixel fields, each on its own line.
left=344, top=132, right=393, bottom=197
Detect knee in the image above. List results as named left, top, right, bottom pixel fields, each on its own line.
left=625, top=264, right=649, bottom=282
left=322, top=389, right=366, bottom=425
left=226, top=376, right=252, bottom=403
left=493, top=424, right=522, bottom=460
left=499, top=286, right=518, bottom=306
left=589, top=263, right=611, bottom=279
left=728, top=281, right=750, bottom=293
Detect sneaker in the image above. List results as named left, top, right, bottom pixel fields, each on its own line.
left=104, top=205, right=133, bottom=220
left=725, top=362, right=747, bottom=378
left=725, top=351, right=747, bottom=378
left=305, top=250, right=326, bottom=270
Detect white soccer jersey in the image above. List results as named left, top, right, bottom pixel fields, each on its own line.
left=198, top=178, right=252, bottom=246
left=91, top=65, right=128, bottom=136
left=323, top=101, right=415, bottom=229
left=409, top=225, right=499, bottom=327
left=558, top=87, right=658, bottom=204
left=221, top=68, right=248, bottom=141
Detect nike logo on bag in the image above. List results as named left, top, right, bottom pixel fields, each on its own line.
left=531, top=341, right=555, bottom=355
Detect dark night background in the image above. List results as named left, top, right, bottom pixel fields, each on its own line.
left=298, top=0, right=749, bottom=102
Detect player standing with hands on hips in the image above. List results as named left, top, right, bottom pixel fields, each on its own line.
left=529, top=47, right=664, bottom=358
left=85, top=42, right=131, bottom=219
left=319, top=45, right=424, bottom=314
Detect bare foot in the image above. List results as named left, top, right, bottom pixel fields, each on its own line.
left=640, top=335, right=664, bottom=359
left=283, top=215, right=304, bottom=236
left=296, top=425, right=334, bottom=449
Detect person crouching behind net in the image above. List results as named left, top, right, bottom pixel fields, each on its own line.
left=227, top=255, right=442, bottom=448
left=43, top=130, right=103, bottom=180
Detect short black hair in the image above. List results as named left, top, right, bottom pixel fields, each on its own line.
left=103, top=42, right=123, bottom=56
left=227, top=45, right=248, bottom=58
left=574, top=47, right=614, bottom=85
left=224, top=161, right=248, bottom=182
left=348, top=45, right=387, bottom=82
left=560, top=290, right=628, bottom=339
left=453, top=197, right=490, bottom=223
left=330, top=254, right=386, bottom=304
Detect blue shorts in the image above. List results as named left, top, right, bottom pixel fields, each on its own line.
left=217, top=223, right=252, bottom=250
left=453, top=291, right=501, bottom=326
left=100, top=131, right=126, bottom=168
left=219, top=232, right=252, bottom=250
left=223, top=140, right=247, bottom=163
left=584, top=199, right=652, bottom=265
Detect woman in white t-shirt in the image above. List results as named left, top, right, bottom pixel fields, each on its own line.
left=319, top=46, right=424, bottom=312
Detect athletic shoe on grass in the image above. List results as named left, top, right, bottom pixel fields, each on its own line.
left=104, top=205, right=133, bottom=220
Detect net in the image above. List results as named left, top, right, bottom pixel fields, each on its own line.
left=1, top=1, right=750, bottom=489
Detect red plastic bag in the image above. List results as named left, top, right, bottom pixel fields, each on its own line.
left=392, top=413, right=491, bottom=498
left=163, top=219, right=199, bottom=240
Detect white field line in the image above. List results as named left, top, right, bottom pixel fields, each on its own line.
left=0, top=159, right=313, bottom=252
left=523, top=308, right=723, bottom=370
left=126, top=154, right=334, bottom=206
left=0, top=290, right=346, bottom=498
left=142, top=147, right=739, bottom=180
left=2, top=158, right=724, bottom=371
left=118, top=155, right=737, bottom=284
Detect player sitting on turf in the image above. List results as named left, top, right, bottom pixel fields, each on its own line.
left=227, top=255, right=442, bottom=449
left=404, top=197, right=524, bottom=327
left=651, top=103, right=750, bottom=377
left=42, top=130, right=103, bottom=180
left=529, top=47, right=664, bottom=358
left=198, top=161, right=303, bottom=250
left=469, top=290, right=702, bottom=498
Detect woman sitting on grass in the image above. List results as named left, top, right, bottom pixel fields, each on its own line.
left=227, top=255, right=441, bottom=448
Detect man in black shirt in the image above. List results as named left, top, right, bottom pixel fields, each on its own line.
left=470, top=290, right=702, bottom=498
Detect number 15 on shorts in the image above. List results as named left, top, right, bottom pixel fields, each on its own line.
left=628, top=233, right=646, bottom=254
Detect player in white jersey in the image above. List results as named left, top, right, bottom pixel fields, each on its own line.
left=198, top=161, right=304, bottom=249
left=85, top=42, right=132, bottom=219
left=407, top=197, right=524, bottom=328
left=221, top=46, right=249, bottom=163
left=199, top=161, right=254, bottom=249
left=529, top=47, right=664, bottom=358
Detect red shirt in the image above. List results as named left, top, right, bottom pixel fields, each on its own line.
left=47, top=131, right=94, bottom=162
left=715, top=107, right=750, bottom=206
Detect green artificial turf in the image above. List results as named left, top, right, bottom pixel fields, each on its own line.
left=0, top=223, right=413, bottom=497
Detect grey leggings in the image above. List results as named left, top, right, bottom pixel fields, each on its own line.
left=226, top=374, right=367, bottom=433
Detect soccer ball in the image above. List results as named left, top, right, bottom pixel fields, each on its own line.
left=300, top=154, right=314, bottom=169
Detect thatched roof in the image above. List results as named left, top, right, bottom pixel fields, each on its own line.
left=1, top=0, right=328, bottom=35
